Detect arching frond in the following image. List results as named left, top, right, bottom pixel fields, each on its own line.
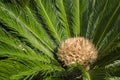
left=0, top=0, right=120, bottom=80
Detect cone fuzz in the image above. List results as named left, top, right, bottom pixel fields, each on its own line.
left=57, top=37, right=97, bottom=70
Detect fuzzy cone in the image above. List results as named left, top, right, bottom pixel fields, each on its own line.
left=57, top=37, right=98, bottom=70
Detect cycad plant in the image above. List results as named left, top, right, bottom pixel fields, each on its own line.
left=0, top=0, right=120, bottom=80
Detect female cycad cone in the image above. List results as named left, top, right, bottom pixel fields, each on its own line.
left=57, top=37, right=98, bottom=70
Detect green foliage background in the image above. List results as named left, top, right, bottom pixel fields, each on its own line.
left=0, top=0, right=120, bottom=80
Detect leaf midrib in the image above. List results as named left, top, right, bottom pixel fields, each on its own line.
left=38, top=0, right=61, bottom=43
left=96, top=2, right=120, bottom=47
left=0, top=6, right=54, bottom=58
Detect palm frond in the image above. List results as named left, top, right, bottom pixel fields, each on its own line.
left=53, top=0, right=71, bottom=38
left=0, top=0, right=120, bottom=80
left=106, top=77, right=120, bottom=80
left=0, top=28, right=63, bottom=80
left=105, top=60, right=120, bottom=77
left=89, top=68, right=106, bottom=80
left=0, top=58, right=63, bottom=80
left=92, top=0, right=120, bottom=46
left=93, top=30, right=120, bottom=67
left=34, top=0, right=62, bottom=43
left=0, top=1, right=55, bottom=58
left=91, top=0, right=120, bottom=68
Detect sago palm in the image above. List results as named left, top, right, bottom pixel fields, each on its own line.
left=0, top=0, right=120, bottom=80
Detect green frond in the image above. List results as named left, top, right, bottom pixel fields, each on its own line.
left=106, top=77, right=120, bottom=80
left=92, top=0, right=120, bottom=46
left=93, top=31, right=120, bottom=67
left=54, top=0, right=71, bottom=38
left=105, top=60, right=120, bottom=77
left=9, top=0, right=31, bottom=7
left=0, top=59, right=63, bottom=80
left=89, top=68, right=106, bottom=80
left=34, top=0, right=61, bottom=44
left=0, top=0, right=120, bottom=79
left=0, top=1, right=55, bottom=58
